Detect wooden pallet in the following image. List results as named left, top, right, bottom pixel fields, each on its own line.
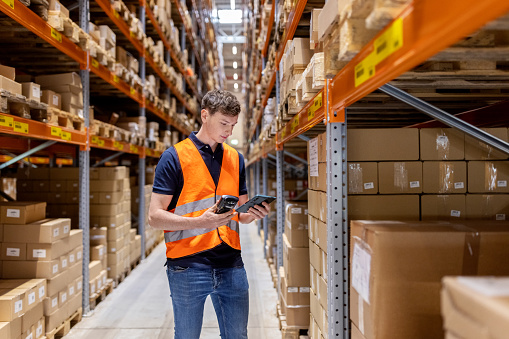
left=46, top=107, right=85, bottom=131
left=130, top=256, right=141, bottom=271
left=0, top=89, right=49, bottom=120
left=89, top=279, right=114, bottom=310
left=112, top=270, right=128, bottom=288
left=45, top=307, right=83, bottom=339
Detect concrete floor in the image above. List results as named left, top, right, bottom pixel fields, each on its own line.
left=66, top=222, right=282, bottom=339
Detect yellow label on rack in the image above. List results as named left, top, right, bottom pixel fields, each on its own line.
left=14, top=121, right=28, bottom=134
left=2, top=0, right=14, bottom=10
left=354, top=51, right=376, bottom=87
left=51, top=126, right=62, bottom=137
left=50, top=28, right=62, bottom=43
left=98, top=139, right=105, bottom=147
left=130, top=87, right=136, bottom=96
left=61, top=131, right=71, bottom=141
left=291, top=115, right=299, bottom=134
left=91, top=59, right=99, bottom=68
left=113, top=10, right=119, bottom=19
left=374, top=18, right=403, bottom=65
left=91, top=136, right=99, bottom=144
left=113, top=75, right=119, bottom=83
left=281, top=128, right=286, bottom=139
left=130, top=31, right=136, bottom=39
left=0, top=114, right=13, bottom=128
left=307, top=92, right=323, bottom=120
left=113, top=141, right=123, bottom=150
left=130, top=144, right=138, bottom=153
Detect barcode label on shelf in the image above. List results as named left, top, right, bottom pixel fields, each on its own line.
left=2, top=0, right=14, bottom=10
left=13, top=121, right=28, bottom=133
left=114, top=141, right=123, bottom=150
left=50, top=28, right=62, bottom=43
left=91, top=136, right=99, bottom=144
left=291, top=115, right=299, bottom=133
left=51, top=126, right=62, bottom=137
left=0, top=114, right=13, bottom=127
left=355, top=51, right=376, bottom=87
left=113, top=75, right=119, bottom=83
left=130, top=144, right=138, bottom=153
left=92, top=59, right=99, bottom=68
left=98, top=139, right=105, bottom=147
left=374, top=18, right=403, bottom=64
left=130, top=87, right=136, bottom=96
left=62, top=131, right=71, bottom=140
left=307, top=92, right=322, bottom=120
left=113, top=9, right=119, bottom=18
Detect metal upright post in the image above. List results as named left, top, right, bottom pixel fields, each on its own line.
left=255, top=158, right=260, bottom=234
left=262, top=157, right=268, bottom=258
left=325, top=80, right=349, bottom=339
left=181, top=24, right=187, bottom=115
left=138, top=4, right=147, bottom=259
left=166, top=49, right=171, bottom=101
left=78, top=0, right=90, bottom=315
left=275, top=148, right=284, bottom=270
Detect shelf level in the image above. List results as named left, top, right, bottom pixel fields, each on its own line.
left=262, top=1, right=275, bottom=57
left=90, top=135, right=145, bottom=156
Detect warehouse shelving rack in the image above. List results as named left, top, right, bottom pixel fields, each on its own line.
left=0, top=0, right=215, bottom=314
left=246, top=0, right=509, bottom=338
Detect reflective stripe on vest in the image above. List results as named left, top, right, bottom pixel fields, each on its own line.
left=164, top=138, right=241, bottom=259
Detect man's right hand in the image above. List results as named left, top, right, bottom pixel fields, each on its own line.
left=198, top=201, right=237, bottom=229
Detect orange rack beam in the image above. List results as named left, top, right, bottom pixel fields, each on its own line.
left=275, top=0, right=306, bottom=67
left=261, top=1, right=275, bottom=57
left=90, top=135, right=145, bottom=157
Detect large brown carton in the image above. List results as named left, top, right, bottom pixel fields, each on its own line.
left=348, top=162, right=378, bottom=194
left=21, top=82, right=41, bottom=102
left=0, top=322, right=11, bottom=339
left=41, top=90, right=61, bottom=109
left=0, top=202, right=46, bottom=224
left=3, top=218, right=68, bottom=243
left=26, top=240, right=68, bottom=261
left=90, top=179, right=128, bottom=192
left=465, top=128, right=509, bottom=160
left=466, top=194, right=509, bottom=221
left=90, top=227, right=107, bottom=246
left=350, top=220, right=509, bottom=339
left=441, top=276, right=509, bottom=339
left=35, top=72, right=82, bottom=88
left=378, top=162, right=422, bottom=194
left=420, top=128, right=465, bottom=160
left=45, top=305, right=68, bottom=333
left=468, top=161, right=509, bottom=193
left=421, top=195, right=466, bottom=220
left=48, top=167, right=79, bottom=180
left=284, top=202, right=308, bottom=247
left=283, top=234, right=310, bottom=287
left=96, top=166, right=128, bottom=180
left=3, top=260, right=60, bottom=279
left=423, top=161, right=467, bottom=193
left=21, top=302, right=43, bottom=333
left=0, top=289, right=24, bottom=321
left=348, top=195, right=420, bottom=220
left=347, top=129, right=419, bottom=161
left=0, top=76, right=22, bottom=95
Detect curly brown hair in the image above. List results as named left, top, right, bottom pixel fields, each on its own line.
left=201, top=89, right=241, bottom=117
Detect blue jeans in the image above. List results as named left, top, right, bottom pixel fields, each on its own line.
left=166, top=265, right=249, bottom=339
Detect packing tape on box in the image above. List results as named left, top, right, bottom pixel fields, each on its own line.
left=394, top=162, right=409, bottom=191
left=444, top=223, right=481, bottom=275
left=348, top=164, right=364, bottom=193
left=439, top=162, right=455, bottom=193
left=485, top=162, right=498, bottom=191
left=351, top=237, right=372, bottom=304
left=436, top=130, right=451, bottom=160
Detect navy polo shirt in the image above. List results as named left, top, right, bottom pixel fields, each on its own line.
left=153, top=132, right=248, bottom=268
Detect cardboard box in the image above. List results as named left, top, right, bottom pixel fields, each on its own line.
left=348, top=162, right=378, bottom=194
left=43, top=292, right=59, bottom=317
left=99, top=191, right=125, bottom=204
left=0, top=322, right=11, bottom=339
left=45, top=306, right=68, bottom=334
left=441, top=276, right=509, bottom=339
left=350, top=220, right=509, bottom=339
left=48, top=167, right=79, bottom=180
left=3, top=260, right=60, bottom=279
left=21, top=302, right=43, bottom=333
left=91, top=244, right=105, bottom=262
left=69, top=229, right=82, bottom=249
left=0, top=202, right=46, bottom=225
left=1, top=243, right=27, bottom=260
left=309, top=288, right=323, bottom=333
left=283, top=234, right=310, bottom=287
left=378, top=162, right=423, bottom=194
left=89, top=260, right=102, bottom=280
left=421, top=195, right=466, bottom=220
left=66, top=180, right=79, bottom=192
left=0, top=76, right=22, bottom=95
left=309, top=239, right=322, bottom=276
left=0, top=64, right=15, bottom=80
left=284, top=202, right=308, bottom=247
left=16, top=168, right=49, bottom=180
left=423, top=161, right=467, bottom=194
left=21, top=83, right=41, bottom=102
left=466, top=194, right=509, bottom=221
left=348, top=129, right=420, bottom=161
left=60, top=92, right=83, bottom=111
left=0, top=289, right=24, bottom=321
left=90, top=227, right=107, bottom=246
left=90, top=203, right=123, bottom=216
left=66, top=293, right=81, bottom=317
left=348, top=195, right=420, bottom=220
left=468, top=161, right=509, bottom=193
left=90, top=179, right=127, bottom=192
left=315, top=219, right=328, bottom=253
left=35, top=73, right=82, bottom=88
left=3, top=218, right=68, bottom=243
left=41, top=90, right=61, bottom=109
left=96, top=166, right=128, bottom=180
left=465, top=128, right=509, bottom=160
left=35, top=317, right=44, bottom=338
left=281, top=297, right=310, bottom=328
left=420, top=128, right=465, bottom=160
left=107, top=238, right=124, bottom=253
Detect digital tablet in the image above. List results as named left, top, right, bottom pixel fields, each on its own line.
left=236, top=195, right=276, bottom=213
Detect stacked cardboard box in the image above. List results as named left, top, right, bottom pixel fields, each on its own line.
left=441, top=276, right=509, bottom=339
left=350, top=220, right=509, bottom=339
left=35, top=73, right=84, bottom=118
left=90, top=166, right=131, bottom=280
left=0, top=202, right=83, bottom=336
left=129, top=229, right=142, bottom=266
left=0, top=64, right=22, bottom=96
left=280, top=202, right=310, bottom=328
left=17, top=167, right=80, bottom=227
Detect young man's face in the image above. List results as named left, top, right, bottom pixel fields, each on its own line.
left=204, top=110, right=239, bottom=144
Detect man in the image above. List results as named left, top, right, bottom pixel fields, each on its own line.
left=148, top=89, right=270, bottom=339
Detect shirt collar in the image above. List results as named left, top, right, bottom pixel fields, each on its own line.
left=189, top=132, right=223, bottom=153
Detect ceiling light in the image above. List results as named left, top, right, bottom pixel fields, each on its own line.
left=230, top=0, right=235, bottom=10
left=232, top=46, right=237, bottom=55
left=234, top=83, right=238, bottom=89
left=233, top=73, right=238, bottom=80
left=233, top=61, right=238, bottom=69
left=217, top=10, right=242, bottom=24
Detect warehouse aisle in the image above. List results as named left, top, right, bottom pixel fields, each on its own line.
left=66, top=222, right=281, bottom=339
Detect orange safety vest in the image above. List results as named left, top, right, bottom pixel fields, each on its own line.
left=164, top=138, right=241, bottom=259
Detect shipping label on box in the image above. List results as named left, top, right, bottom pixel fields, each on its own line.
left=423, top=161, right=467, bottom=194
left=1, top=243, right=27, bottom=261
left=0, top=202, right=46, bottom=225
left=378, top=162, right=423, bottom=194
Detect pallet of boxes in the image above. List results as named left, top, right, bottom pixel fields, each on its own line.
left=279, top=201, right=311, bottom=338
left=0, top=201, right=83, bottom=339
left=90, top=166, right=131, bottom=290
